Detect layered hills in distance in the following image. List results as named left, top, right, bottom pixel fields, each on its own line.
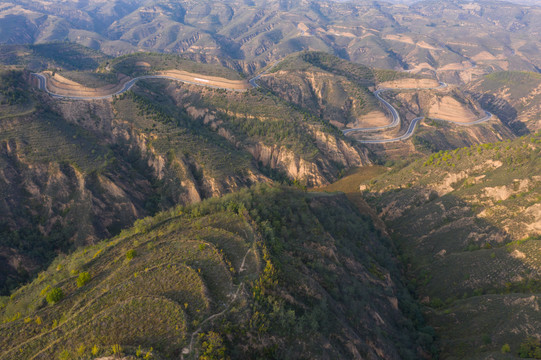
left=1, top=0, right=541, bottom=359
left=1, top=0, right=541, bottom=79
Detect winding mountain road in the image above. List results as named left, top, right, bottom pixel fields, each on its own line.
left=249, top=60, right=281, bottom=88
left=31, top=73, right=250, bottom=100
left=343, top=82, right=492, bottom=144
left=32, top=65, right=492, bottom=144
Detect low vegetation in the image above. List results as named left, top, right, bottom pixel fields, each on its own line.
left=363, top=132, right=541, bottom=358
left=0, top=186, right=434, bottom=359
left=106, top=52, right=244, bottom=80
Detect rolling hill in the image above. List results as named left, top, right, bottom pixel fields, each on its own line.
left=0, top=186, right=434, bottom=359
left=0, top=0, right=540, bottom=81
left=361, top=133, right=541, bottom=358
left=0, top=49, right=372, bottom=296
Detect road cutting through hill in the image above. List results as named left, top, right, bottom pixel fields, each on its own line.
left=32, top=63, right=493, bottom=144
left=31, top=70, right=251, bottom=100
left=342, top=82, right=493, bottom=143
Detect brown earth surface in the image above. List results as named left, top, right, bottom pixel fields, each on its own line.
left=428, top=95, right=479, bottom=122
left=379, top=78, right=440, bottom=89
left=346, top=110, right=390, bottom=128
left=158, top=70, right=251, bottom=90
left=44, top=71, right=130, bottom=97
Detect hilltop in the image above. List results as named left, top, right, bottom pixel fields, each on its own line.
left=0, top=186, right=433, bottom=359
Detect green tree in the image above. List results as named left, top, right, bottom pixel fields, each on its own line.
left=76, top=272, right=91, bottom=287
left=199, top=331, right=229, bottom=360
left=126, top=249, right=137, bottom=261
left=46, top=288, right=64, bottom=305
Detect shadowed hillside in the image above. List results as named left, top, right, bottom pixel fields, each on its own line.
left=0, top=186, right=434, bottom=359
left=362, top=133, right=541, bottom=358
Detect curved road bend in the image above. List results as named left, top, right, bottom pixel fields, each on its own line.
left=249, top=60, right=281, bottom=88
left=31, top=73, right=251, bottom=100
left=343, top=82, right=492, bottom=144
left=343, top=82, right=448, bottom=135
left=356, top=110, right=492, bottom=144
left=32, top=69, right=491, bottom=144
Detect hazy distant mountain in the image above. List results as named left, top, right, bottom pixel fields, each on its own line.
left=0, top=0, right=540, bottom=80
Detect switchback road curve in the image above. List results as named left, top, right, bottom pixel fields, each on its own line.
left=31, top=73, right=250, bottom=100
left=342, top=83, right=492, bottom=144
left=32, top=68, right=492, bottom=144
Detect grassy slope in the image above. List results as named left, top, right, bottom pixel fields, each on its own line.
left=0, top=186, right=432, bottom=359
left=363, top=133, right=541, bottom=358
left=0, top=43, right=110, bottom=72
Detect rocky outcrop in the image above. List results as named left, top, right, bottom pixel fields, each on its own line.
left=247, top=142, right=328, bottom=186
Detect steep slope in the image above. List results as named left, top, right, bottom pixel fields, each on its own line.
left=0, top=50, right=371, bottom=295
left=467, top=71, right=541, bottom=135
left=362, top=133, right=541, bottom=358
left=0, top=186, right=433, bottom=359
left=0, top=66, right=264, bottom=296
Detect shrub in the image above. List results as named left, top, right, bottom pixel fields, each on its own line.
left=126, top=249, right=137, bottom=261
left=199, top=332, right=228, bottom=360
left=77, top=345, right=86, bottom=356
left=111, top=344, right=123, bottom=357
left=91, top=345, right=99, bottom=356
left=76, top=272, right=91, bottom=287
left=519, top=337, right=541, bottom=358
left=58, top=350, right=71, bottom=360
left=501, top=343, right=511, bottom=354
left=46, top=288, right=64, bottom=305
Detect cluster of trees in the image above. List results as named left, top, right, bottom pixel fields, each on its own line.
left=0, top=70, right=30, bottom=106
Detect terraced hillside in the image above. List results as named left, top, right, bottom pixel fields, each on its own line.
left=362, top=133, right=541, bottom=358
left=467, top=71, right=541, bottom=135
left=0, top=186, right=433, bottom=359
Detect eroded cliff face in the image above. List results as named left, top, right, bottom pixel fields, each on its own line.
left=0, top=137, right=151, bottom=293
left=246, top=128, right=370, bottom=187
left=0, top=96, right=269, bottom=293
left=53, top=98, right=266, bottom=205
left=259, top=70, right=377, bottom=129
left=174, top=87, right=371, bottom=187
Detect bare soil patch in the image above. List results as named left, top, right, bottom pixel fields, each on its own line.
left=159, top=70, right=250, bottom=90
left=379, top=78, right=440, bottom=89
left=346, top=110, right=390, bottom=128
left=428, top=96, right=478, bottom=123
left=44, top=71, right=130, bottom=97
